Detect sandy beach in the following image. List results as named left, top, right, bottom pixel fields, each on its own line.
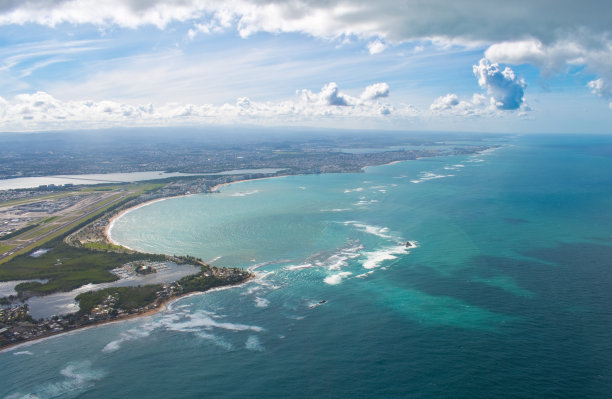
left=1, top=274, right=255, bottom=353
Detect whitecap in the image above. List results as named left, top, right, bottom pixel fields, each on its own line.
left=355, top=271, right=375, bottom=278
left=324, top=272, right=352, bottom=285
left=344, top=187, right=364, bottom=193
left=360, top=244, right=415, bottom=269
left=354, top=199, right=379, bottom=206
left=245, top=335, right=265, bottom=352
left=344, top=221, right=394, bottom=240
left=411, top=171, right=454, bottom=183
left=254, top=297, right=270, bottom=308
left=167, top=311, right=264, bottom=333
left=13, top=350, right=33, bottom=356
left=195, top=331, right=234, bottom=350
left=284, top=263, right=315, bottom=271
left=229, top=190, right=259, bottom=197
left=7, top=361, right=105, bottom=399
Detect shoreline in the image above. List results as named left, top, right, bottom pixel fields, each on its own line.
left=105, top=194, right=195, bottom=247
left=1, top=274, right=255, bottom=353
left=4, top=148, right=492, bottom=352
left=105, top=174, right=290, bottom=247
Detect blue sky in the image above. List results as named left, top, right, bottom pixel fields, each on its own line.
left=0, top=1, right=611, bottom=133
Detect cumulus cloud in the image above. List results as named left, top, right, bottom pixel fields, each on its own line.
left=0, top=83, right=402, bottom=131
left=473, top=58, right=525, bottom=110
left=300, top=82, right=389, bottom=106
left=588, top=78, right=612, bottom=98
left=360, top=83, right=389, bottom=101
left=430, top=93, right=459, bottom=111
left=301, top=82, right=350, bottom=106
left=588, top=78, right=612, bottom=109
left=430, top=93, right=498, bottom=116
left=2, top=1, right=611, bottom=109
left=485, top=37, right=612, bottom=107
left=367, top=40, right=386, bottom=55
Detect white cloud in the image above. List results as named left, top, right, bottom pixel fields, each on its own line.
left=1, top=1, right=611, bottom=61
left=430, top=93, right=459, bottom=111
left=301, top=82, right=350, bottom=106
left=588, top=78, right=612, bottom=109
left=300, top=82, right=389, bottom=107
left=360, top=83, right=389, bottom=101
left=485, top=37, right=612, bottom=107
left=1, top=1, right=610, bottom=43
left=588, top=78, right=612, bottom=98
left=0, top=82, right=403, bottom=131
left=430, top=93, right=499, bottom=116
left=367, top=40, right=386, bottom=55
left=473, top=58, right=525, bottom=110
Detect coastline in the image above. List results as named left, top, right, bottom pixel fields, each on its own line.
left=105, top=195, right=194, bottom=248
left=105, top=174, right=289, bottom=247
left=1, top=274, right=255, bottom=353
left=4, top=148, right=491, bottom=352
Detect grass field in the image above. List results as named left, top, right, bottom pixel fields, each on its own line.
left=0, top=181, right=169, bottom=295
left=0, top=238, right=166, bottom=295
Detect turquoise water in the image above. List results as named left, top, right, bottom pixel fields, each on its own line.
left=3, top=134, right=612, bottom=398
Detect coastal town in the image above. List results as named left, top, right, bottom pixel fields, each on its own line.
left=0, top=262, right=252, bottom=349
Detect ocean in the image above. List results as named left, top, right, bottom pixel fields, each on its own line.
left=2, top=134, right=612, bottom=398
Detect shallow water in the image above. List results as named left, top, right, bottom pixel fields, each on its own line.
left=3, top=134, right=612, bottom=398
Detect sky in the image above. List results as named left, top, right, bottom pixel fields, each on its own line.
left=0, top=0, right=611, bottom=134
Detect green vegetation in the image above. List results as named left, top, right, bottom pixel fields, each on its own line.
left=82, top=242, right=126, bottom=252
left=0, top=192, right=76, bottom=208
left=0, top=223, right=39, bottom=240
left=76, top=285, right=162, bottom=313
left=179, top=268, right=227, bottom=292
left=0, top=244, right=12, bottom=254
left=0, top=238, right=166, bottom=296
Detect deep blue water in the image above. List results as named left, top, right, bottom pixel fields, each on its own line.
left=2, top=134, right=612, bottom=398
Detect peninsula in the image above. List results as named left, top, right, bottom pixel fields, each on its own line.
left=0, top=131, right=495, bottom=350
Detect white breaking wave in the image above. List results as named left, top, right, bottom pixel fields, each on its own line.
left=168, top=311, right=263, bottom=333
left=343, top=221, right=394, bottom=240
left=13, top=350, right=33, bottom=356
left=5, top=361, right=106, bottom=399
left=411, top=171, right=454, bottom=184
left=312, top=243, right=363, bottom=271
left=324, top=272, right=352, bottom=285
left=229, top=189, right=259, bottom=197
left=195, top=331, right=234, bottom=350
left=245, top=335, right=265, bottom=352
left=320, top=208, right=351, bottom=212
left=354, top=199, right=379, bottom=206
left=284, top=263, right=315, bottom=271
left=102, top=309, right=264, bottom=353
left=254, top=297, right=270, bottom=308
left=360, top=244, right=416, bottom=269
left=344, top=187, right=364, bottom=193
